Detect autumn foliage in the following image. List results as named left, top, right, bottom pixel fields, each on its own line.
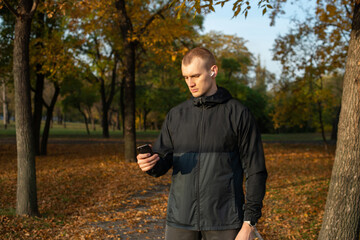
left=0, top=142, right=334, bottom=239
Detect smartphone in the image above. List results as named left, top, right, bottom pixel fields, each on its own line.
left=136, top=144, right=154, bottom=155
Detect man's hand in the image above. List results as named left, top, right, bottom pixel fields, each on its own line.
left=235, top=222, right=254, bottom=240
left=137, top=152, right=160, bottom=172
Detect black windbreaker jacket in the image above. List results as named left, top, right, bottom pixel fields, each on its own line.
left=147, top=87, right=267, bottom=231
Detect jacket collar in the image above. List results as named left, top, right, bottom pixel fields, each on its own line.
left=192, top=87, right=232, bottom=108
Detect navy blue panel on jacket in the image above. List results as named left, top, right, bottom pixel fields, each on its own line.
left=147, top=87, right=267, bottom=231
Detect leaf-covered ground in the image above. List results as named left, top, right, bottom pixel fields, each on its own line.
left=0, top=142, right=335, bottom=239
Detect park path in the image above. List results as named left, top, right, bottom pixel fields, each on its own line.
left=91, top=183, right=169, bottom=240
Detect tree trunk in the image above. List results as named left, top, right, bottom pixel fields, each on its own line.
left=116, top=110, right=121, bottom=130
left=99, top=54, right=118, bottom=138
left=318, top=3, right=360, bottom=239
left=33, top=68, right=44, bottom=156
left=87, top=107, right=96, bottom=131
left=57, top=110, right=62, bottom=125
left=2, top=81, right=9, bottom=129
left=100, top=77, right=110, bottom=138
left=331, top=106, right=340, bottom=141
left=316, top=100, right=328, bottom=149
left=79, top=107, right=90, bottom=135
left=120, top=76, right=125, bottom=135
left=40, top=83, right=60, bottom=155
left=63, top=112, right=66, bottom=128
left=143, top=109, right=149, bottom=131
left=116, top=0, right=136, bottom=162
left=109, top=110, right=113, bottom=130
left=32, top=11, right=45, bottom=156
left=90, top=113, right=96, bottom=131
left=123, top=43, right=137, bottom=162
left=12, top=0, right=39, bottom=216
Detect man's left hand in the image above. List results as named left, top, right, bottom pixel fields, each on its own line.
left=235, top=222, right=254, bottom=240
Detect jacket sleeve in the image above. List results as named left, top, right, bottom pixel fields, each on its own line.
left=146, top=112, right=174, bottom=178
left=237, top=107, right=267, bottom=224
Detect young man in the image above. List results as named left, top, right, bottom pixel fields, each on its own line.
left=137, top=47, right=267, bottom=240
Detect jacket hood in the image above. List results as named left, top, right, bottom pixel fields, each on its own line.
left=193, top=86, right=232, bottom=108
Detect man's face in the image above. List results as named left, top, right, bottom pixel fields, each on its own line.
left=181, top=57, right=217, bottom=98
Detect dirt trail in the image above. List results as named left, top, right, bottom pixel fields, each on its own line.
left=92, top=184, right=169, bottom=239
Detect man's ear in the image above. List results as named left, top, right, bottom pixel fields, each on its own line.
left=210, top=65, right=218, bottom=77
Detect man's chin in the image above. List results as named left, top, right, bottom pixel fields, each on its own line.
left=191, top=91, right=201, bottom=98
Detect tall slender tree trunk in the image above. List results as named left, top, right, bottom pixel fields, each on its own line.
left=33, top=68, right=44, bottom=155
left=331, top=106, right=340, bottom=141
left=40, top=83, right=59, bottom=155
left=10, top=0, right=39, bottom=216
left=90, top=113, right=96, bottom=131
left=318, top=3, right=360, bottom=239
left=120, top=76, right=125, bottom=136
left=316, top=100, right=328, bottom=149
left=32, top=11, right=45, bottom=156
left=117, top=0, right=136, bottom=162
left=100, top=77, right=110, bottom=138
left=123, top=43, right=136, bottom=162
left=63, top=112, right=66, bottom=128
left=87, top=107, right=96, bottom=131
left=143, top=109, right=149, bottom=131
left=99, top=54, right=118, bottom=138
left=2, top=81, right=9, bottom=129
left=116, top=110, right=121, bottom=130
left=78, top=107, right=90, bottom=135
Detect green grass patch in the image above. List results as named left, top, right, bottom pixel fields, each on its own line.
left=1, top=121, right=332, bottom=142
left=0, top=208, right=16, bottom=216
left=0, top=121, right=160, bottom=140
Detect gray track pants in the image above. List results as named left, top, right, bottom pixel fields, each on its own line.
left=165, top=225, right=240, bottom=240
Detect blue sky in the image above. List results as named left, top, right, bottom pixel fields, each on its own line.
left=202, top=2, right=313, bottom=77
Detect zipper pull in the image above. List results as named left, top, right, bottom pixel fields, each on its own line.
left=199, top=97, right=203, bottom=105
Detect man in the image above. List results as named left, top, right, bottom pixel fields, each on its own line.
left=137, top=47, right=267, bottom=240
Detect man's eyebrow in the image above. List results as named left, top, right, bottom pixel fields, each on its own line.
left=183, top=73, right=201, bottom=77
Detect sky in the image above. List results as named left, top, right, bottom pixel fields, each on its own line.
left=201, top=2, right=313, bottom=77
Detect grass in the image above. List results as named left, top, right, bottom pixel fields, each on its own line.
left=0, top=121, right=332, bottom=142
left=0, top=121, right=160, bottom=140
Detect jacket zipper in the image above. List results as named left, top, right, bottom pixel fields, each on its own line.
left=197, top=99, right=205, bottom=230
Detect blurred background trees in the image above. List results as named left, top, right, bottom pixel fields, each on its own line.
left=0, top=0, right=348, bottom=153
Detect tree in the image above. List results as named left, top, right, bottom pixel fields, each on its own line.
left=253, top=55, right=275, bottom=94
left=114, top=0, right=198, bottom=162
left=198, top=31, right=253, bottom=84
left=0, top=8, right=13, bottom=129
left=30, top=6, right=79, bottom=155
left=115, top=0, right=170, bottom=162
left=1, top=0, right=40, bottom=216
left=318, top=3, right=360, bottom=239
left=61, top=70, right=99, bottom=135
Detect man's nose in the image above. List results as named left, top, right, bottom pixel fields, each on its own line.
left=187, top=78, right=195, bottom=87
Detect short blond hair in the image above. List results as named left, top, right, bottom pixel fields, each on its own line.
left=182, top=47, right=216, bottom=69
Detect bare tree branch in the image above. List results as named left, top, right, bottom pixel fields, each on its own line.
left=138, top=0, right=172, bottom=37
left=30, top=0, right=39, bottom=16
left=2, top=0, right=20, bottom=18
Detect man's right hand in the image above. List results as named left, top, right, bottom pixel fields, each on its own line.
left=137, top=153, right=160, bottom=172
